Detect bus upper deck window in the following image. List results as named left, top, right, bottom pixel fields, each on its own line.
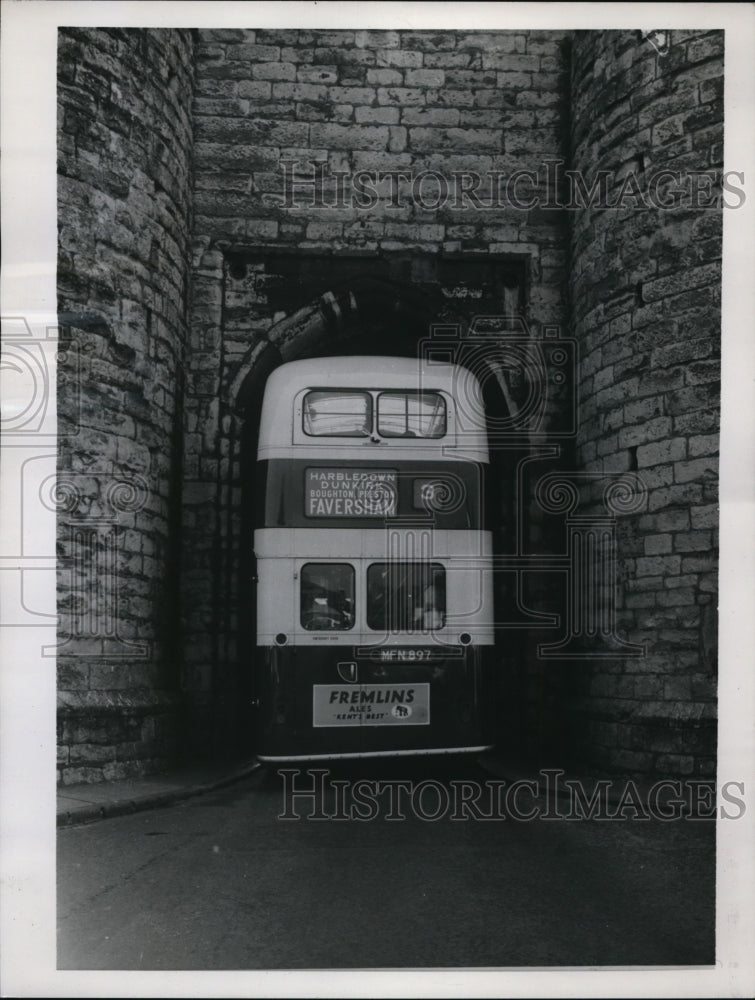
left=303, top=391, right=372, bottom=437
left=301, top=563, right=355, bottom=631
left=377, top=393, right=446, bottom=438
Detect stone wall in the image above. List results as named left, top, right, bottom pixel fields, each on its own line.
left=55, top=26, right=724, bottom=781
left=567, top=29, right=722, bottom=774
left=56, top=28, right=195, bottom=783
left=183, top=28, right=573, bottom=755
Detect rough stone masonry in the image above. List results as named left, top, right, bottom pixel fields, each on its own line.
left=57, top=27, right=722, bottom=783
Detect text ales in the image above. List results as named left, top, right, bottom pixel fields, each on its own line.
left=313, top=684, right=430, bottom=727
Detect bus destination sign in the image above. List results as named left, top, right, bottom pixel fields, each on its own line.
left=305, top=468, right=398, bottom=518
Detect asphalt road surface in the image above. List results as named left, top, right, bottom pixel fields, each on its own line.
left=57, top=758, right=716, bottom=970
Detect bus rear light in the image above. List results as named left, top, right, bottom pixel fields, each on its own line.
left=275, top=633, right=288, bottom=645
left=460, top=632, right=472, bottom=645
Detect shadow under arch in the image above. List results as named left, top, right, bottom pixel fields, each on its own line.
left=233, top=273, right=439, bottom=413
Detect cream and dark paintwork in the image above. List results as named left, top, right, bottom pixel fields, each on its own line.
left=257, top=356, right=489, bottom=464
left=254, top=357, right=496, bottom=762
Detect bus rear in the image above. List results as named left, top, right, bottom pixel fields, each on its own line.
left=253, top=356, right=495, bottom=761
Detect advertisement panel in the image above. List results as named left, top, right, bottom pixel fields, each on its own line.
left=313, top=684, right=430, bottom=726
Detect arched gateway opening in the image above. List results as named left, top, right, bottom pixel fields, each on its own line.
left=199, top=256, right=528, bottom=759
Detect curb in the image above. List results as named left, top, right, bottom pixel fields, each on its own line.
left=57, top=759, right=263, bottom=828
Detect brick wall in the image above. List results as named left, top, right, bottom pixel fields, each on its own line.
left=183, top=28, right=572, bottom=754
left=567, top=30, right=722, bottom=774
left=56, top=28, right=195, bottom=783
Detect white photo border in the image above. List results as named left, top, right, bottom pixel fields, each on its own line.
left=1, top=2, right=753, bottom=997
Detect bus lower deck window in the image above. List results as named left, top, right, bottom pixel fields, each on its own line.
left=301, top=563, right=355, bottom=630
left=366, top=563, right=446, bottom=632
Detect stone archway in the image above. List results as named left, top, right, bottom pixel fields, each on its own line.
left=233, top=272, right=439, bottom=402
left=182, top=251, right=527, bottom=759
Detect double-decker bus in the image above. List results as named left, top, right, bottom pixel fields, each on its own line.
left=253, top=356, right=495, bottom=761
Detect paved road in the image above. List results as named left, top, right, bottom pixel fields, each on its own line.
left=57, top=759, right=715, bottom=970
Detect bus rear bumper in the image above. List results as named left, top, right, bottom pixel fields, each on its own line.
left=257, top=745, right=494, bottom=763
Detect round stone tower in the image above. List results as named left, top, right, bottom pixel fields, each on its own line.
left=56, top=28, right=195, bottom=783
left=567, top=29, right=722, bottom=774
